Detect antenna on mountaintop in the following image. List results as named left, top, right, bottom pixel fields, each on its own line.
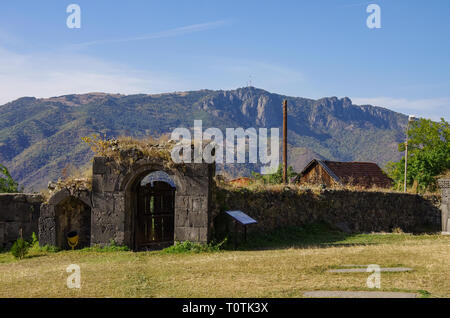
left=247, top=75, right=253, bottom=87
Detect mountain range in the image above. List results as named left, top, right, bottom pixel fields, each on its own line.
left=0, top=87, right=408, bottom=191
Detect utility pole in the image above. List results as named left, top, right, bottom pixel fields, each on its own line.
left=283, top=99, right=288, bottom=184
left=404, top=115, right=416, bottom=192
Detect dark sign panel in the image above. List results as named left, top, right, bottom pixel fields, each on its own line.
left=226, top=211, right=257, bottom=225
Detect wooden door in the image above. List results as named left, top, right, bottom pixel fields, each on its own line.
left=136, top=181, right=175, bottom=250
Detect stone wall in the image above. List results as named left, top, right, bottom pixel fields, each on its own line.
left=438, top=179, right=450, bottom=232
left=212, top=186, right=441, bottom=238
left=0, top=193, right=43, bottom=249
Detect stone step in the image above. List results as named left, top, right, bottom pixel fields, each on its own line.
left=328, top=267, right=412, bottom=273
left=303, top=291, right=417, bottom=298
left=341, top=264, right=370, bottom=267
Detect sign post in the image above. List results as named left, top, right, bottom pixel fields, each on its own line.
left=225, top=210, right=258, bottom=249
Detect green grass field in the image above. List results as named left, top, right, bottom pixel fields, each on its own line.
left=1, top=224, right=449, bottom=298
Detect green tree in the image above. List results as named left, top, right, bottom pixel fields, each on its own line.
left=387, top=118, right=450, bottom=191
left=0, top=164, right=20, bottom=193
left=10, top=238, right=29, bottom=259
left=252, top=164, right=297, bottom=184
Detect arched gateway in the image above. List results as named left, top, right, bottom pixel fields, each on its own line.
left=133, top=171, right=176, bottom=250
left=40, top=154, right=215, bottom=251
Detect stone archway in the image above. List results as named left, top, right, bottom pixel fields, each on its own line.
left=55, top=196, right=91, bottom=249
left=120, top=161, right=184, bottom=250
left=87, top=156, right=214, bottom=250
left=39, top=188, right=92, bottom=249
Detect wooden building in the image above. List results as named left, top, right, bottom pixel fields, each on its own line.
left=293, top=159, right=393, bottom=189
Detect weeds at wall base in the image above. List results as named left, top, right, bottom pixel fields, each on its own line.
left=162, top=239, right=227, bottom=254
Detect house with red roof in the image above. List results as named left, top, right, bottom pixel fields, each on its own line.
left=292, top=159, right=393, bottom=189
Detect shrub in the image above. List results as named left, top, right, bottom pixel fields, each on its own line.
left=29, top=232, right=39, bottom=251
left=39, top=245, right=60, bottom=253
left=251, top=164, right=296, bottom=185
left=26, top=232, right=59, bottom=253
left=10, top=238, right=29, bottom=259
left=392, top=227, right=404, bottom=234
left=104, top=239, right=130, bottom=251
left=80, top=239, right=130, bottom=252
left=162, top=239, right=226, bottom=254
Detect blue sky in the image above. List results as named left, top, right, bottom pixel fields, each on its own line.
left=0, top=0, right=449, bottom=120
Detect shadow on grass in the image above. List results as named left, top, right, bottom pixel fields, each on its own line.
left=222, top=222, right=441, bottom=251
left=222, top=223, right=349, bottom=251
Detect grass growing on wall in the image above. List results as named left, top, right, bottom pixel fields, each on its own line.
left=81, top=134, right=175, bottom=167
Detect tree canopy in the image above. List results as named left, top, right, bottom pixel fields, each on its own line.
left=252, top=164, right=297, bottom=184
left=387, top=118, right=450, bottom=191
left=0, top=164, right=20, bottom=193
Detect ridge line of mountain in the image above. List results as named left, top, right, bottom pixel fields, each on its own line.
left=0, top=86, right=408, bottom=191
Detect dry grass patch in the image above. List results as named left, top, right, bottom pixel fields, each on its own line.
left=0, top=233, right=449, bottom=298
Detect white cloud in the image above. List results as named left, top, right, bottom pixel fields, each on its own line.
left=352, top=97, right=450, bottom=121
left=0, top=46, right=188, bottom=105
left=0, top=20, right=232, bottom=105
left=71, top=20, right=230, bottom=49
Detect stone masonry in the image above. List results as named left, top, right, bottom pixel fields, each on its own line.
left=0, top=193, right=43, bottom=249
left=438, top=178, right=450, bottom=233
left=212, top=186, right=442, bottom=239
